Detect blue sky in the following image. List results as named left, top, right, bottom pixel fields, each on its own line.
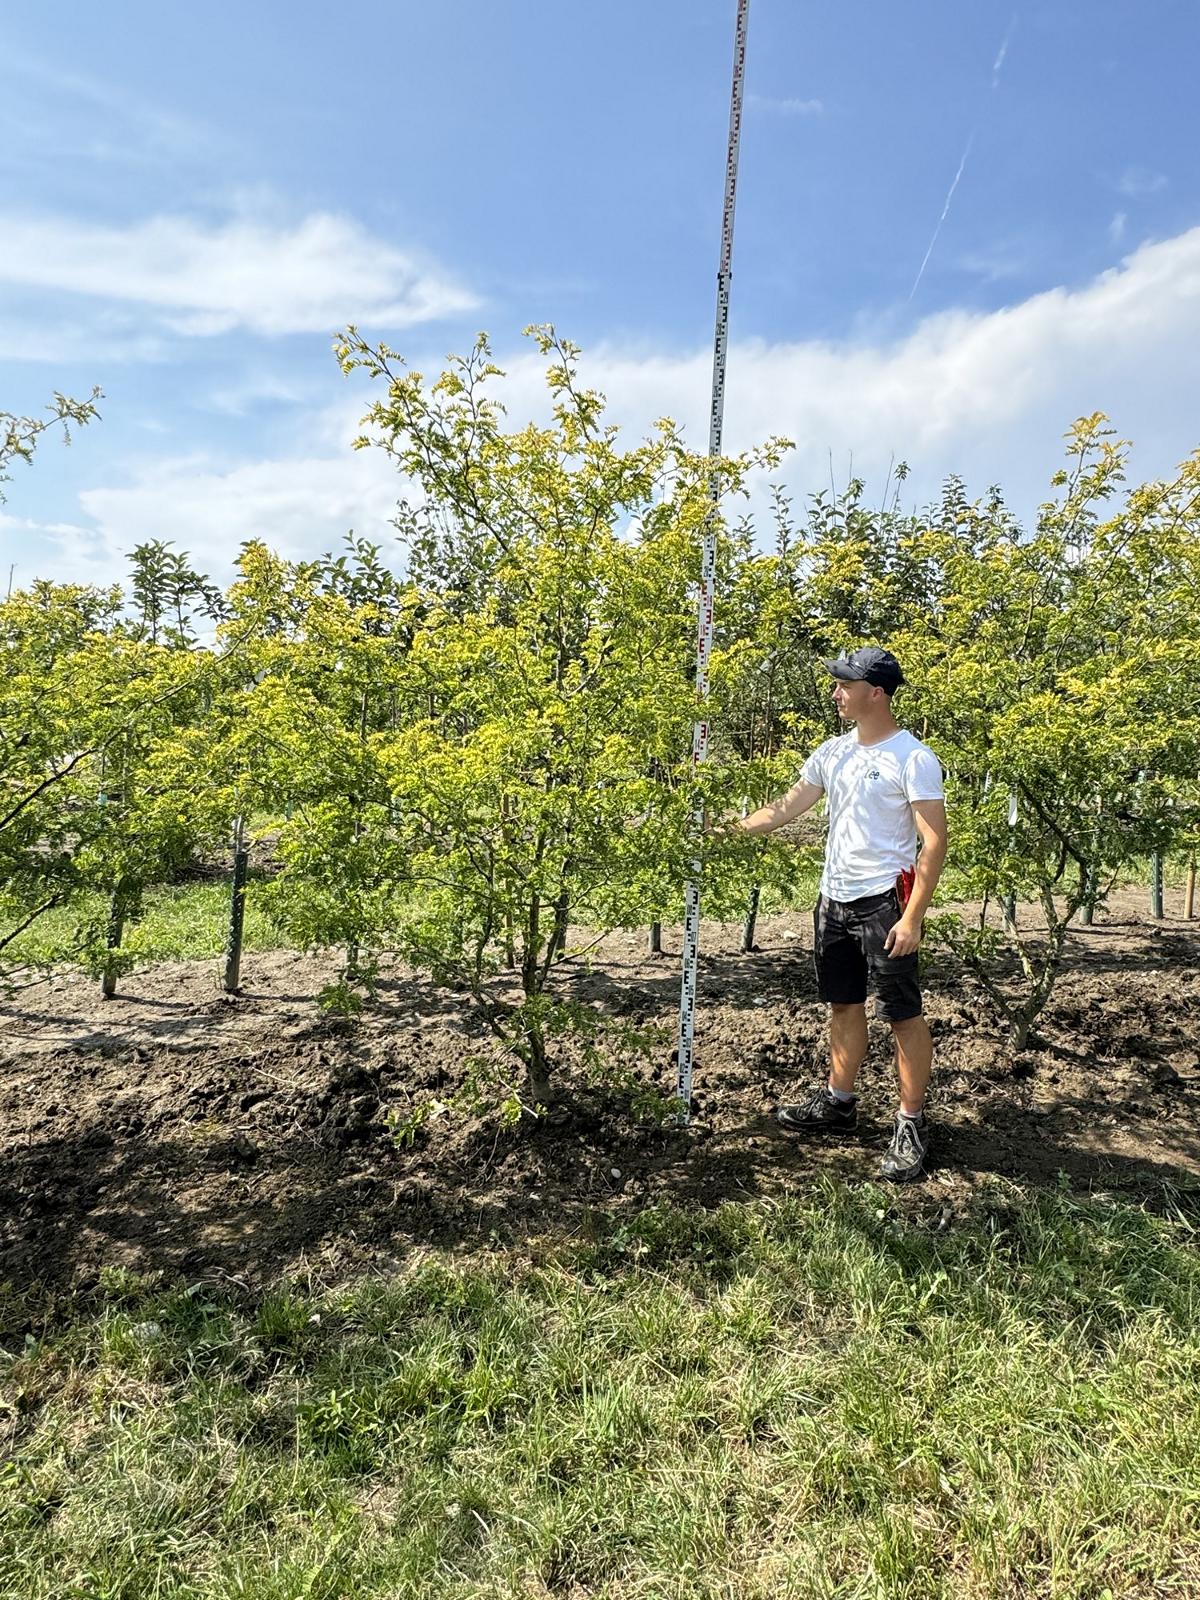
left=3, top=0, right=1197, bottom=592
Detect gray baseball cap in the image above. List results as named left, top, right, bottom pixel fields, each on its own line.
left=823, top=647, right=906, bottom=692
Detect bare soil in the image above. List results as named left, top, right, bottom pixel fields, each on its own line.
left=2, top=889, right=1198, bottom=1303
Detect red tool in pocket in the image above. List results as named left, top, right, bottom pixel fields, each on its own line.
left=895, top=865, right=916, bottom=910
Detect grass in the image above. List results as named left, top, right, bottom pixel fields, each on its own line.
left=3, top=873, right=827, bottom=975
left=3, top=1182, right=1199, bottom=1598
left=2, top=840, right=1192, bottom=977
left=1, top=881, right=286, bottom=971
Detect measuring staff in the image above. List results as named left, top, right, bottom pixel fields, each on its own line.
left=674, top=0, right=752, bottom=1119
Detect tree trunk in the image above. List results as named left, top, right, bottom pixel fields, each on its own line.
left=526, top=1051, right=554, bottom=1108
left=1186, top=859, right=1196, bottom=921
left=497, top=794, right=516, bottom=967
left=1150, top=852, right=1164, bottom=920
left=549, top=890, right=569, bottom=962
left=648, top=920, right=663, bottom=956
left=522, top=1011, right=555, bottom=1106
left=1007, top=896, right=1070, bottom=1052
left=348, top=688, right=369, bottom=970
left=1009, top=1011, right=1034, bottom=1053
left=224, top=816, right=249, bottom=993
left=741, top=885, right=761, bottom=953
left=1080, top=862, right=1095, bottom=927
left=101, top=888, right=128, bottom=1000
left=522, top=892, right=541, bottom=993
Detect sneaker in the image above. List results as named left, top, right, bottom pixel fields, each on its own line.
left=776, top=1088, right=858, bottom=1135
left=880, top=1113, right=930, bottom=1183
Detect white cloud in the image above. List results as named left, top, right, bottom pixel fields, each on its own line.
left=481, top=225, right=1200, bottom=520
left=0, top=210, right=479, bottom=337
left=956, top=241, right=1030, bottom=283
left=1, top=509, right=129, bottom=592
left=73, top=449, right=406, bottom=583
left=747, top=94, right=823, bottom=116
left=1116, top=166, right=1168, bottom=198
left=13, top=224, right=1200, bottom=593
left=2, top=426, right=407, bottom=595
left=1108, top=210, right=1128, bottom=244
left=0, top=311, right=168, bottom=365
left=208, top=374, right=314, bottom=417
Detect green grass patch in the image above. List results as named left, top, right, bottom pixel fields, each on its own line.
left=2, top=869, right=825, bottom=975
left=3, top=1182, right=1199, bottom=1597
left=1, top=839, right=1189, bottom=979
left=1, top=880, right=288, bottom=969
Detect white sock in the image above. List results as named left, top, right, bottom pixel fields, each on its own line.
left=827, top=1083, right=856, bottom=1103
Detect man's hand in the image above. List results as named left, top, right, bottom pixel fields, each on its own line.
left=704, top=815, right=739, bottom=837
left=883, top=915, right=922, bottom=958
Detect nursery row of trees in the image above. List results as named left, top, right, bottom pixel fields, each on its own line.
left=3, top=330, right=1199, bottom=1100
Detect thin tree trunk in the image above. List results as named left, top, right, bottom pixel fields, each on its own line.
left=224, top=815, right=249, bottom=993
left=101, top=888, right=128, bottom=1000
left=549, top=890, right=569, bottom=962
left=741, top=885, right=760, bottom=953
left=525, top=1032, right=553, bottom=1107
left=348, top=688, right=369, bottom=972
left=1008, top=917, right=1068, bottom=1051
left=1009, top=1011, right=1034, bottom=1053
left=1150, top=852, right=1164, bottom=920
left=521, top=895, right=556, bottom=1104
left=1186, top=859, right=1196, bottom=921
left=979, top=884, right=1076, bottom=1055
left=522, top=891, right=541, bottom=996
left=648, top=920, right=663, bottom=956
left=499, top=794, right=516, bottom=967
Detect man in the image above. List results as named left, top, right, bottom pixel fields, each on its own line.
left=733, top=647, right=948, bottom=1183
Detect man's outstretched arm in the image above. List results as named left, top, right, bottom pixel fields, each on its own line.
left=729, top=779, right=824, bottom=837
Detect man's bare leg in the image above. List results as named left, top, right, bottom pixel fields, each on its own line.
left=890, top=1014, right=932, bottom=1116
left=829, top=1002, right=868, bottom=1095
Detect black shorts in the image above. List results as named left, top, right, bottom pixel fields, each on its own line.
left=813, top=888, right=922, bottom=1021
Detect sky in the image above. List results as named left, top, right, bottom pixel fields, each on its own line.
left=2, top=0, right=1197, bottom=595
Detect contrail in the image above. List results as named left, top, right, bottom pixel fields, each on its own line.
left=908, top=128, right=976, bottom=302
left=909, top=15, right=1017, bottom=302
left=992, top=20, right=1015, bottom=87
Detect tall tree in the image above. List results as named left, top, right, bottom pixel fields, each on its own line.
left=328, top=325, right=786, bottom=1099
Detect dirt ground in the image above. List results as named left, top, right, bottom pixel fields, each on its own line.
left=2, top=888, right=1198, bottom=1303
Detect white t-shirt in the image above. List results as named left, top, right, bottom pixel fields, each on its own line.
left=801, top=729, right=945, bottom=902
